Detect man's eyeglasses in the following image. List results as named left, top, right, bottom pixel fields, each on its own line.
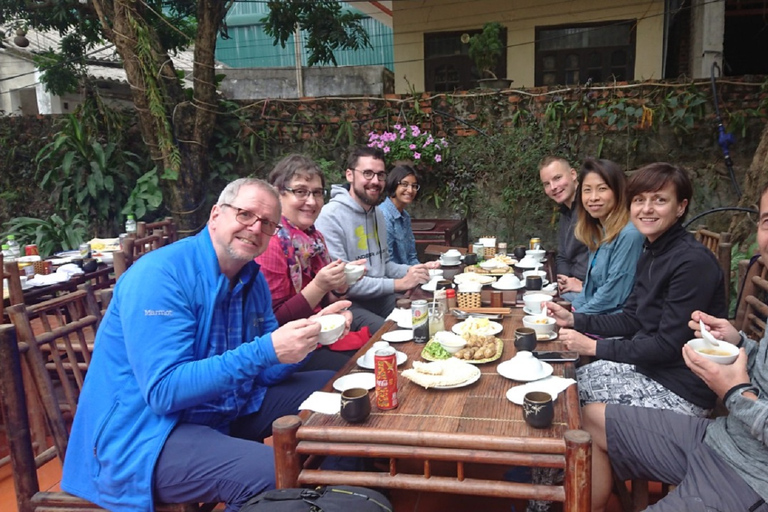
left=398, top=181, right=421, bottom=191
left=283, top=187, right=325, bottom=200
left=220, top=203, right=282, bottom=236
left=354, top=168, right=387, bottom=181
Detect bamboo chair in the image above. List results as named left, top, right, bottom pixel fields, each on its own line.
left=139, top=217, right=178, bottom=244
left=736, top=256, right=768, bottom=340
left=4, top=258, right=25, bottom=309
left=0, top=324, right=217, bottom=512
left=121, top=232, right=165, bottom=267
left=693, top=227, right=733, bottom=307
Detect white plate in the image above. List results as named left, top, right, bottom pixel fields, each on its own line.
left=453, top=273, right=496, bottom=285
left=438, top=258, right=461, bottom=267
left=497, top=360, right=554, bottom=382
left=523, top=307, right=545, bottom=316
left=536, top=332, right=558, bottom=342
left=381, top=330, right=414, bottom=343
left=333, top=373, right=376, bottom=392
left=451, top=320, right=503, bottom=336
left=397, top=317, right=412, bottom=329
left=506, top=386, right=557, bottom=405
left=357, top=351, right=407, bottom=369
left=432, top=370, right=482, bottom=390
left=492, top=281, right=524, bottom=290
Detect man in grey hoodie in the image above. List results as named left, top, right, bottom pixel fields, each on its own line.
left=581, top=183, right=768, bottom=512
left=315, top=147, right=431, bottom=333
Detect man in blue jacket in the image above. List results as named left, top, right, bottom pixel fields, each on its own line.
left=62, top=178, right=340, bottom=511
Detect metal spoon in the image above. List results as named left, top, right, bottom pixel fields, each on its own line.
left=699, top=319, right=720, bottom=347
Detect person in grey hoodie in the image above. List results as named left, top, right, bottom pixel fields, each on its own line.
left=581, top=182, right=768, bottom=512
left=315, top=146, right=431, bottom=333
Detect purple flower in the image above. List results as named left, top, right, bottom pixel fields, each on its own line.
left=441, top=138, right=449, bottom=147
left=409, top=144, right=416, bottom=150
left=393, top=124, right=401, bottom=130
left=434, top=154, right=442, bottom=163
left=383, top=146, right=391, bottom=153
left=414, top=152, right=421, bottom=159
left=369, top=133, right=379, bottom=140
left=411, top=126, right=421, bottom=137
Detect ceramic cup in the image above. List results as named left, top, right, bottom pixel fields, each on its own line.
left=526, top=249, right=546, bottom=262
left=525, top=275, right=543, bottom=291
left=513, top=246, right=527, bottom=260
left=523, top=391, right=554, bottom=429
left=396, top=298, right=412, bottom=310
left=363, top=341, right=390, bottom=367
left=514, top=327, right=538, bottom=352
left=340, top=387, right=371, bottom=423
left=523, top=292, right=551, bottom=314
left=463, top=253, right=478, bottom=265
left=344, top=264, right=365, bottom=285
left=498, top=274, right=521, bottom=288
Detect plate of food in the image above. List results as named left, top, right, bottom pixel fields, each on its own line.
left=452, top=317, right=503, bottom=337
left=453, top=273, right=496, bottom=285
left=402, top=359, right=481, bottom=389
left=451, top=334, right=503, bottom=363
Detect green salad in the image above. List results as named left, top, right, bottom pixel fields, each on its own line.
left=423, top=339, right=451, bottom=360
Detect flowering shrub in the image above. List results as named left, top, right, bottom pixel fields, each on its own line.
left=367, top=124, right=447, bottom=166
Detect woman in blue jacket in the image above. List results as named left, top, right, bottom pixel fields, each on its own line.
left=379, top=164, right=422, bottom=265
left=570, top=158, right=644, bottom=314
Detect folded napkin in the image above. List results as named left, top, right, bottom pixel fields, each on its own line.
left=513, top=376, right=576, bottom=401
left=386, top=307, right=410, bottom=325
left=56, top=264, right=84, bottom=278
left=27, top=272, right=70, bottom=287
left=299, top=391, right=342, bottom=414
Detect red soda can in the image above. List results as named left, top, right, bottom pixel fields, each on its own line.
left=374, top=346, right=399, bottom=410
left=25, top=244, right=39, bottom=256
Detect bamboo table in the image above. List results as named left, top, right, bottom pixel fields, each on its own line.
left=273, top=310, right=591, bottom=511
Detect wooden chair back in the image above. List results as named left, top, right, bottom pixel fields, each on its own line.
left=121, top=232, right=165, bottom=267
left=0, top=322, right=215, bottom=512
left=735, top=256, right=768, bottom=340
left=4, top=258, right=24, bottom=308
left=693, top=227, right=732, bottom=306
left=138, top=217, right=178, bottom=245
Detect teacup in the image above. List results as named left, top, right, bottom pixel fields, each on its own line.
left=428, top=269, right=444, bottom=279
left=344, top=264, right=365, bottom=285
left=523, top=293, right=551, bottom=314
left=525, top=275, right=543, bottom=291
left=513, top=246, right=527, bottom=260
left=442, top=249, right=462, bottom=265
left=463, top=253, right=478, bottom=265
left=526, top=249, right=546, bottom=262
left=363, top=341, right=391, bottom=367
left=523, top=391, right=554, bottom=429
left=340, top=387, right=371, bottom=423
left=514, top=327, right=538, bottom=352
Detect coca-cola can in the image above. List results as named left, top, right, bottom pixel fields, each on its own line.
left=24, top=244, right=39, bottom=256
left=374, top=346, right=399, bottom=410
left=412, top=299, right=428, bottom=343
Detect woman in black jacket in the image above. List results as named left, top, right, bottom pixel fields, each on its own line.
left=548, top=163, right=727, bottom=417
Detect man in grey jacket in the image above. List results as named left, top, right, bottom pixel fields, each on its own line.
left=315, top=146, right=431, bottom=333
left=581, top=183, right=768, bottom=512
left=539, top=156, right=588, bottom=301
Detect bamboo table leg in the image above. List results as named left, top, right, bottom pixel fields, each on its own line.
left=272, top=415, right=303, bottom=489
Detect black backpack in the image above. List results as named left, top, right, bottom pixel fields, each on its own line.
left=240, top=486, right=392, bottom=512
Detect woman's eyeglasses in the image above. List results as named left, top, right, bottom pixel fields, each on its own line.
left=220, top=203, right=282, bottom=235
left=284, top=187, right=324, bottom=200
left=398, top=181, right=421, bottom=191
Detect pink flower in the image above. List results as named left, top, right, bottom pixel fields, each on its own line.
left=383, top=146, right=391, bottom=153
left=414, top=152, right=421, bottom=159
left=435, top=154, right=442, bottom=162
left=409, top=144, right=416, bottom=150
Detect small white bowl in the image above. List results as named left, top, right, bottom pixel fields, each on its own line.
left=523, top=293, right=552, bottom=314
left=526, top=249, right=546, bottom=261
left=428, top=269, right=444, bottom=279
left=686, top=338, right=739, bottom=365
left=344, top=264, right=365, bottom=285
left=435, top=331, right=467, bottom=354
left=315, top=314, right=346, bottom=345
left=522, top=315, right=556, bottom=336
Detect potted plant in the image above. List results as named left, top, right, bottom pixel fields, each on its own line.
left=468, top=22, right=512, bottom=89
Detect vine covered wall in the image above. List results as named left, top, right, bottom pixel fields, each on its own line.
left=2, top=76, right=766, bottom=248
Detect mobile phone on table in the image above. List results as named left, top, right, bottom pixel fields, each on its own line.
left=532, top=351, right=579, bottom=363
